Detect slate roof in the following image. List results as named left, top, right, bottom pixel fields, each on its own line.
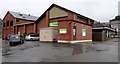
left=9, top=11, right=38, bottom=21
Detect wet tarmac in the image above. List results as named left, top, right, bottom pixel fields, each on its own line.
left=2, top=38, right=119, bottom=62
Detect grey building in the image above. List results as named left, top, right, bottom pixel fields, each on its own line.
left=92, top=22, right=116, bottom=41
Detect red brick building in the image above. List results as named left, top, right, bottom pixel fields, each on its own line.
left=2, top=4, right=95, bottom=43
left=36, top=4, right=94, bottom=43
left=2, top=11, right=38, bottom=36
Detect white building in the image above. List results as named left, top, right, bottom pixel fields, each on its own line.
left=110, top=20, right=120, bottom=37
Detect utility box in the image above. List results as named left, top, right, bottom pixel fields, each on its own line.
left=39, top=27, right=58, bottom=42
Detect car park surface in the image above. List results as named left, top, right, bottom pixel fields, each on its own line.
left=2, top=38, right=119, bottom=62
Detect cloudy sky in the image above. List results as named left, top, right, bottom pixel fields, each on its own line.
left=0, top=0, right=119, bottom=22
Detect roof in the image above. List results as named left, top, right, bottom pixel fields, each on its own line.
left=9, top=11, right=38, bottom=21
left=110, top=19, right=120, bottom=23
left=36, top=4, right=95, bottom=23
left=92, top=27, right=116, bottom=32
left=110, top=19, right=120, bottom=21
left=93, top=22, right=111, bottom=28
left=13, top=22, right=34, bottom=26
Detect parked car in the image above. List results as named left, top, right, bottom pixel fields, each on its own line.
left=9, top=34, right=24, bottom=46
left=25, top=34, right=39, bottom=41
left=7, top=34, right=12, bottom=40
left=114, top=35, right=120, bottom=38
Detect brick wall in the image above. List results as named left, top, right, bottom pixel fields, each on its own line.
left=26, top=24, right=34, bottom=34
left=75, top=23, right=92, bottom=40
left=16, top=19, right=33, bottom=24
left=17, top=26, right=24, bottom=35
left=2, top=12, right=36, bottom=36
left=37, top=17, right=48, bottom=34
left=2, top=12, right=16, bottom=36
left=37, top=10, right=92, bottom=41
left=58, top=21, right=73, bottom=40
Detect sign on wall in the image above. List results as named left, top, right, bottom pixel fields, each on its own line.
left=82, top=29, right=86, bottom=36
left=49, top=22, right=58, bottom=26
left=60, top=28, right=67, bottom=33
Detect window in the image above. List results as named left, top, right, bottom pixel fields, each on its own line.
left=6, top=21, right=9, bottom=26
left=82, top=29, right=86, bottom=36
left=3, top=23, right=5, bottom=27
left=10, top=21, right=13, bottom=26
left=73, top=29, right=76, bottom=35
left=30, top=34, right=38, bottom=37
left=73, top=26, right=76, bottom=35
left=16, top=19, right=19, bottom=22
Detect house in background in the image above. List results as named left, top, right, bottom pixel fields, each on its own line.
left=2, top=11, right=38, bottom=36
left=36, top=4, right=95, bottom=43
left=110, top=19, right=120, bottom=37
left=92, top=22, right=116, bottom=41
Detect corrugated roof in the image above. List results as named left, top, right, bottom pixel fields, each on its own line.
left=9, top=11, right=38, bottom=21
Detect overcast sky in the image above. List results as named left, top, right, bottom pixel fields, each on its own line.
left=0, top=0, right=119, bottom=22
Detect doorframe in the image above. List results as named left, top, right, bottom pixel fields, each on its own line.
left=73, top=25, right=76, bottom=40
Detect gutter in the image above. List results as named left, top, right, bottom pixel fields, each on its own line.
left=13, top=22, right=34, bottom=26
left=92, top=27, right=116, bottom=32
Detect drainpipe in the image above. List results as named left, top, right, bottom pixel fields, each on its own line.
left=34, top=23, right=36, bottom=34
left=24, top=25, right=26, bottom=33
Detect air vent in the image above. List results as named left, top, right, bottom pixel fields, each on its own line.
left=28, top=14, right=30, bottom=16
left=23, top=16, right=25, bottom=18
left=19, top=14, right=22, bottom=16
